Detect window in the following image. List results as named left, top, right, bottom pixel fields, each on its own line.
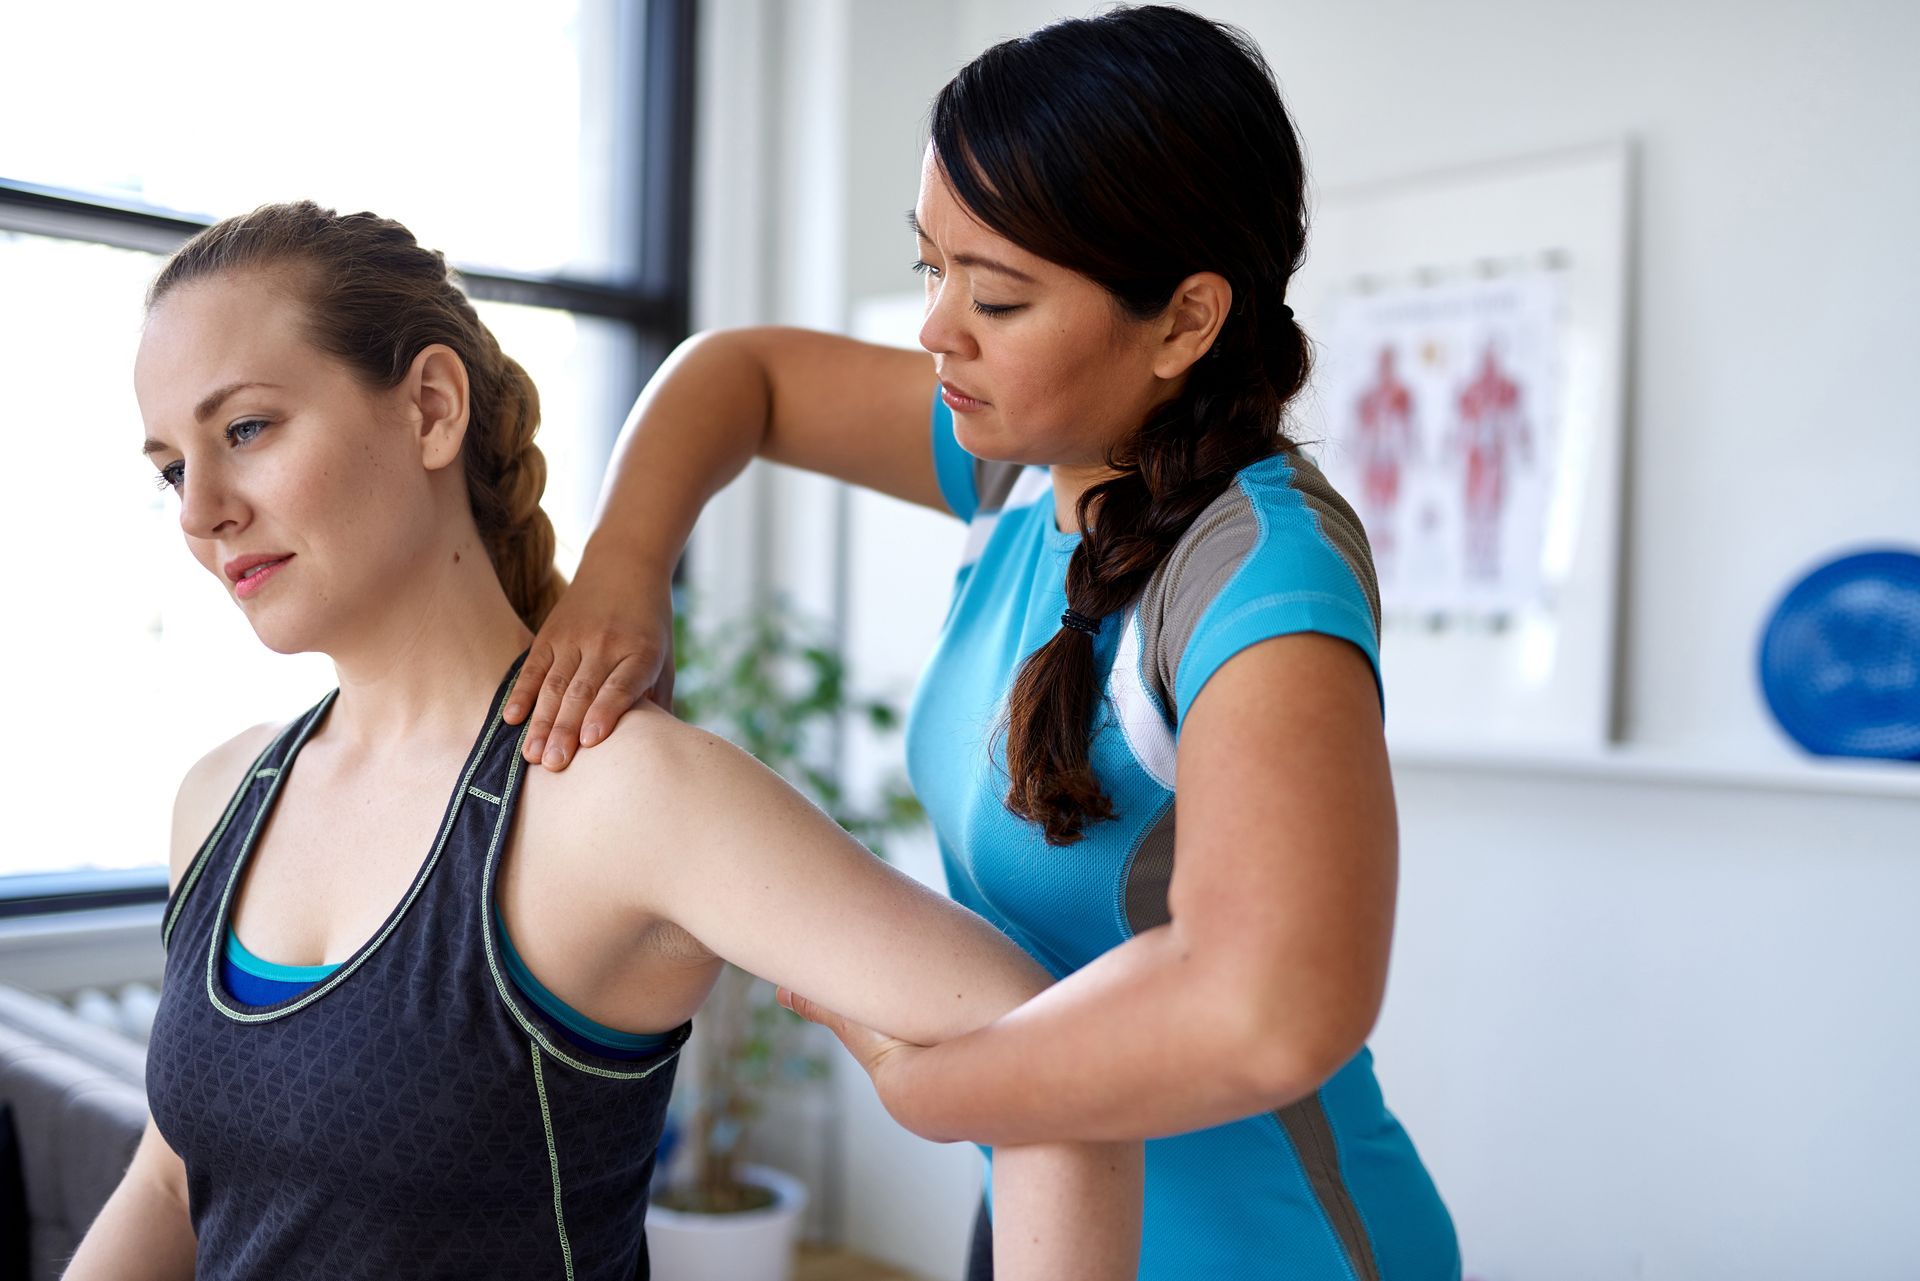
left=0, top=0, right=694, bottom=913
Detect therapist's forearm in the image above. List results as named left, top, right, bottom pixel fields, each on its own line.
left=885, top=922, right=1341, bottom=1146
left=580, top=329, right=773, bottom=572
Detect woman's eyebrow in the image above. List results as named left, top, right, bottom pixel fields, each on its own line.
left=906, top=209, right=1038, bottom=285
left=140, top=380, right=284, bottom=455
left=193, top=380, right=282, bottom=422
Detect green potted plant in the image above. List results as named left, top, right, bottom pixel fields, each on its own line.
left=644, top=593, right=923, bottom=1280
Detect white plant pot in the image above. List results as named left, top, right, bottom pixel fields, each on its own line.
left=645, top=1163, right=809, bottom=1281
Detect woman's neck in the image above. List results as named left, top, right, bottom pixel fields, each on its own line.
left=316, top=533, right=536, bottom=756
left=1048, top=462, right=1123, bottom=534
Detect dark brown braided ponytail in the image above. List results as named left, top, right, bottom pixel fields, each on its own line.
left=933, top=6, right=1314, bottom=844
left=146, top=200, right=567, bottom=631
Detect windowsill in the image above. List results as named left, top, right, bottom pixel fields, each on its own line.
left=0, top=867, right=167, bottom=918
left=1390, top=742, right=1920, bottom=800
left=0, top=901, right=165, bottom=996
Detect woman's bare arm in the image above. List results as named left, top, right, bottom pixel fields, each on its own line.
left=568, top=704, right=1141, bottom=1279
left=62, top=1122, right=198, bottom=1280
left=66, top=722, right=276, bottom=1279
left=503, top=326, right=939, bottom=770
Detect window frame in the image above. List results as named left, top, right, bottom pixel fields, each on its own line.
left=0, top=0, right=696, bottom=920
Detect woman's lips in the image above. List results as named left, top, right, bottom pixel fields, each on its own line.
left=233, top=555, right=293, bottom=600
left=939, top=382, right=989, bottom=413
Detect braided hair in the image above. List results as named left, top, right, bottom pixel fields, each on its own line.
left=932, top=6, right=1314, bottom=845
left=146, top=200, right=565, bottom=631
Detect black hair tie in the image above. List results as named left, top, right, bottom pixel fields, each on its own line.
left=1060, top=608, right=1102, bottom=636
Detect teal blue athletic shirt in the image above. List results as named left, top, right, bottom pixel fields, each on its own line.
left=909, top=392, right=1460, bottom=1280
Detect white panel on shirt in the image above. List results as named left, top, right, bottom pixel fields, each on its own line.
left=1109, top=606, right=1178, bottom=791
left=960, top=466, right=1053, bottom=568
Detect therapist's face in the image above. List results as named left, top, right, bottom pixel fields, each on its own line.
left=912, top=145, right=1179, bottom=471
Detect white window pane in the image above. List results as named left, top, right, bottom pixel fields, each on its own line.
left=0, top=232, right=334, bottom=878
left=0, top=0, right=638, bottom=281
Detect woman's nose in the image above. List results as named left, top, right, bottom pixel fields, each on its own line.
left=177, top=467, right=245, bottom=542
left=918, top=282, right=976, bottom=361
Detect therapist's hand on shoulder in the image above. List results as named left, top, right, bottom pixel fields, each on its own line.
left=503, top=553, right=677, bottom=770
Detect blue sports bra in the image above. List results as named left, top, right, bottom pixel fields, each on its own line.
left=222, top=905, right=673, bottom=1061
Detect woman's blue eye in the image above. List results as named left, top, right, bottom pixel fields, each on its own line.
left=151, top=419, right=269, bottom=493
left=910, top=259, right=940, bottom=278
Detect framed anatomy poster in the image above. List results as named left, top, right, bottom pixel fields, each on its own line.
left=1291, top=141, right=1632, bottom=752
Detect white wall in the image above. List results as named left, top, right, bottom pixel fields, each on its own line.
left=951, top=0, right=1920, bottom=757
left=704, top=2, right=1920, bottom=1277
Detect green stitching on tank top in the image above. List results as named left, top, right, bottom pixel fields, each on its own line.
left=204, top=688, right=508, bottom=1024
left=479, top=724, right=686, bottom=1082
left=164, top=716, right=307, bottom=951
left=531, top=1042, right=576, bottom=1281
left=466, top=784, right=503, bottom=805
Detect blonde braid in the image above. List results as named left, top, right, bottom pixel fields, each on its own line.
left=465, top=347, right=568, bottom=632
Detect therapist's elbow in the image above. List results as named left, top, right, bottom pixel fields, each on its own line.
left=1230, top=989, right=1381, bottom=1106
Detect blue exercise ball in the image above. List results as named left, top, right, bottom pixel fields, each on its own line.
left=1758, top=548, right=1920, bottom=760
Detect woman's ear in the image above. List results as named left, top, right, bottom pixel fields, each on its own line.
left=407, top=344, right=471, bottom=471
left=1152, top=271, right=1232, bottom=381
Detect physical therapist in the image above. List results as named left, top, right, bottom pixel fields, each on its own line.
left=505, top=7, right=1458, bottom=1278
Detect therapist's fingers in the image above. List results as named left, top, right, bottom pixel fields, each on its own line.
left=539, top=652, right=627, bottom=769
left=503, top=638, right=559, bottom=741
left=579, top=637, right=674, bottom=750
left=502, top=643, right=548, bottom=727
left=514, top=642, right=581, bottom=765
left=778, top=989, right=895, bottom=1073
left=777, top=987, right=827, bottom=1027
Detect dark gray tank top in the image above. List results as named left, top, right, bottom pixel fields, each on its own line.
left=147, top=651, right=691, bottom=1280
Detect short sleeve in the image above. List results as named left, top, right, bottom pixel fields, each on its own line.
left=1140, top=453, right=1385, bottom=731
left=928, top=389, right=979, bottom=522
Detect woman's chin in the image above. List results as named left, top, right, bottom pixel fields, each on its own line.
left=239, top=613, right=320, bottom=657
left=952, top=417, right=1013, bottom=463
left=953, top=417, right=1056, bottom=470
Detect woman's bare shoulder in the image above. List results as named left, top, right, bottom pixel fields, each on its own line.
left=538, top=700, right=782, bottom=835
left=168, top=721, right=283, bottom=888
left=506, top=700, right=792, bottom=943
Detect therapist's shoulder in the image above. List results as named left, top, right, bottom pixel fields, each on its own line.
left=1151, top=448, right=1377, bottom=609
left=168, top=720, right=283, bottom=889
left=1134, top=448, right=1381, bottom=706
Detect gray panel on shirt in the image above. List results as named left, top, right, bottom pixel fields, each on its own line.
left=1135, top=449, right=1379, bottom=729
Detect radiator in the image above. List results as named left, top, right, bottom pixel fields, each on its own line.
left=59, top=982, right=159, bottom=1046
